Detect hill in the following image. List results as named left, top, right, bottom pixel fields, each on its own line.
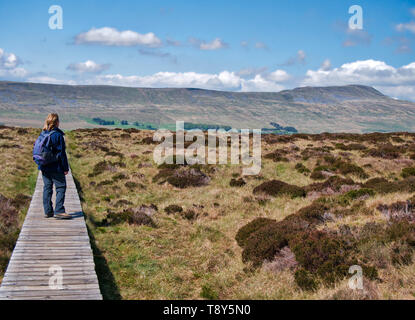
left=0, top=81, right=414, bottom=133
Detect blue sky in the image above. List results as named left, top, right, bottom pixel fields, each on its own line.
left=1, top=0, right=415, bottom=100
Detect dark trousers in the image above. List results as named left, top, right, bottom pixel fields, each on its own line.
left=42, top=171, right=67, bottom=215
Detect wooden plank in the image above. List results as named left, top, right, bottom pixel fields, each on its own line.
left=3, top=272, right=98, bottom=283
left=1, top=295, right=102, bottom=300
left=0, top=171, right=102, bottom=300
left=0, top=289, right=102, bottom=297
left=1, top=279, right=99, bottom=286
left=4, top=267, right=98, bottom=273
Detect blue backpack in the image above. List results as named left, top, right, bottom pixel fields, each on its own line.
left=33, top=130, right=58, bottom=166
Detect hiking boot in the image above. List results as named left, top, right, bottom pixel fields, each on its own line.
left=54, top=212, right=72, bottom=220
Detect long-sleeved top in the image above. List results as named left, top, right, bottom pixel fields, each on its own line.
left=38, top=128, right=69, bottom=173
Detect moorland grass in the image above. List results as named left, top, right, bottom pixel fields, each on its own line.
left=64, top=129, right=415, bottom=299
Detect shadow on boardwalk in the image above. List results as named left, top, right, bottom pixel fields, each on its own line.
left=73, top=175, right=122, bottom=300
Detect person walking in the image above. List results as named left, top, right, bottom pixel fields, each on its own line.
left=35, top=113, right=72, bottom=219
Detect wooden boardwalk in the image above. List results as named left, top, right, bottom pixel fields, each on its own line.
left=0, top=171, right=102, bottom=300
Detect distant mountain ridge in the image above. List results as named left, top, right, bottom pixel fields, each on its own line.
left=0, top=81, right=414, bottom=133
left=278, top=85, right=387, bottom=104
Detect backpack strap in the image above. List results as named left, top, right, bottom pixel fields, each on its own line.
left=43, top=130, right=57, bottom=149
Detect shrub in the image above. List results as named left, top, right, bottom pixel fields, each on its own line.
left=264, top=151, right=289, bottom=162
left=88, top=161, right=109, bottom=177
left=125, top=181, right=139, bottom=189
left=363, top=176, right=415, bottom=194
left=391, top=136, right=405, bottom=143
left=183, top=209, right=198, bottom=220
left=362, top=177, right=392, bottom=193
left=88, top=160, right=125, bottom=177
left=391, top=242, right=413, bottom=266
left=167, top=168, right=210, bottom=188
left=296, top=202, right=331, bottom=224
left=335, top=143, right=366, bottom=151
left=295, top=163, right=310, bottom=174
left=141, top=136, right=158, bottom=144
left=343, top=188, right=375, bottom=200
left=241, top=223, right=289, bottom=267
left=97, top=180, right=113, bottom=187
left=129, top=211, right=156, bottom=227
left=236, top=203, right=381, bottom=290
left=235, top=218, right=275, bottom=247
left=377, top=200, right=415, bottom=221
left=289, top=230, right=353, bottom=286
left=311, top=158, right=368, bottom=179
left=386, top=221, right=415, bottom=246
left=253, top=180, right=306, bottom=198
left=230, top=178, right=246, bottom=187
left=301, top=147, right=332, bottom=160
left=306, top=176, right=356, bottom=193
left=310, top=170, right=326, bottom=180
left=335, top=162, right=368, bottom=179
left=237, top=215, right=310, bottom=268
left=112, top=173, right=128, bottom=181
left=105, top=209, right=155, bottom=227
left=164, top=204, right=183, bottom=214
left=113, top=199, right=133, bottom=207
left=365, top=143, right=403, bottom=159
left=294, top=268, right=318, bottom=291
left=401, top=167, right=415, bottom=178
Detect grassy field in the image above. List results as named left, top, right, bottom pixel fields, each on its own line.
left=1, top=125, right=415, bottom=299
left=0, top=126, right=39, bottom=282
left=63, top=128, right=415, bottom=300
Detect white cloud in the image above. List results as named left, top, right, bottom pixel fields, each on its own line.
left=241, top=75, right=285, bottom=92
left=320, top=59, right=332, bottom=71
left=267, top=70, right=290, bottom=82
left=396, top=21, right=415, bottom=34
left=0, top=48, right=27, bottom=78
left=88, top=60, right=415, bottom=100
left=74, top=27, right=162, bottom=47
left=92, top=68, right=289, bottom=92
left=190, top=37, right=228, bottom=50
left=26, top=76, right=76, bottom=85
left=302, top=59, right=415, bottom=101
left=67, top=60, right=110, bottom=73
left=0, top=49, right=19, bottom=69
left=411, top=8, right=415, bottom=17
